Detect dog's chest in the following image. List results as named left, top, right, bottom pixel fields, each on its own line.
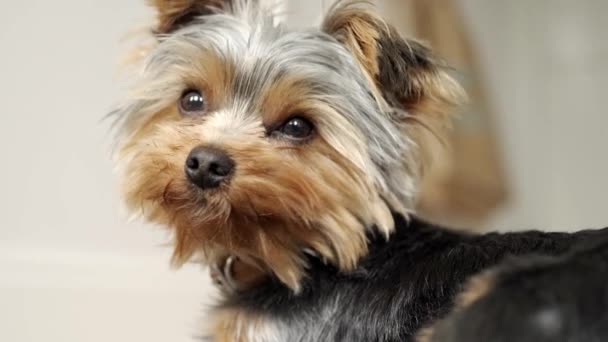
left=212, top=295, right=401, bottom=342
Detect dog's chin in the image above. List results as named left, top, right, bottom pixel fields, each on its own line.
left=153, top=182, right=373, bottom=292
left=153, top=182, right=297, bottom=289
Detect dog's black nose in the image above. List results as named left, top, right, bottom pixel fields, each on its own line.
left=185, top=146, right=235, bottom=189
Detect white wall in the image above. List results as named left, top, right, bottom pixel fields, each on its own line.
left=0, top=1, right=215, bottom=342
left=458, top=0, right=608, bottom=231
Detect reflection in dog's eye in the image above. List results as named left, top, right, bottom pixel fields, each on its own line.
left=276, top=116, right=314, bottom=141
left=179, top=90, right=206, bottom=116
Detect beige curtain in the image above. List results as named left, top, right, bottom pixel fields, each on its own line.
left=380, top=0, right=509, bottom=228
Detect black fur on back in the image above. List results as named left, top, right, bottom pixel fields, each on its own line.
left=222, top=213, right=608, bottom=342
left=427, top=236, right=608, bottom=342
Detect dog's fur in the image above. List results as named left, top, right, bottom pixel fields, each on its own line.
left=114, top=0, right=461, bottom=292
left=218, top=214, right=607, bottom=341
left=112, top=1, right=608, bottom=341
left=417, top=235, right=608, bottom=342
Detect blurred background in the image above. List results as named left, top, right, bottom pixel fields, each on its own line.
left=0, top=0, right=606, bottom=341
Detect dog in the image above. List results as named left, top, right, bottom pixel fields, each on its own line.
left=112, top=1, right=608, bottom=341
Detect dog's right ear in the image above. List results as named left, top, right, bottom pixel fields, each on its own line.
left=149, top=0, right=236, bottom=33
left=322, top=2, right=464, bottom=121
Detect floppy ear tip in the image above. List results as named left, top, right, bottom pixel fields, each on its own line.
left=402, top=71, right=466, bottom=128
left=428, top=68, right=468, bottom=109
left=391, top=38, right=467, bottom=113
left=403, top=68, right=467, bottom=176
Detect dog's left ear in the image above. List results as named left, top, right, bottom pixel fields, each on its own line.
left=150, top=0, right=239, bottom=33
left=323, top=3, right=464, bottom=120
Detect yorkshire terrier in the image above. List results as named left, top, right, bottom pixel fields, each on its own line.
left=112, top=1, right=608, bottom=341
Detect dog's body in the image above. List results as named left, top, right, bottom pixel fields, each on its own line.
left=214, top=213, right=608, bottom=342
left=112, top=1, right=608, bottom=341
left=421, top=233, right=608, bottom=342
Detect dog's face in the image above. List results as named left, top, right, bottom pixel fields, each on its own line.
left=114, top=0, right=462, bottom=291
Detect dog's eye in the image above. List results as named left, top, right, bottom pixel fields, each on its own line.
left=179, top=90, right=206, bottom=115
left=277, top=117, right=314, bottom=141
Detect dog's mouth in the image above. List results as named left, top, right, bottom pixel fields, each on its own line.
left=165, top=195, right=315, bottom=291
left=160, top=176, right=226, bottom=211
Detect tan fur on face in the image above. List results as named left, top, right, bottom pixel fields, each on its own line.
left=118, top=57, right=397, bottom=290
left=116, top=48, right=235, bottom=152
left=260, top=74, right=378, bottom=179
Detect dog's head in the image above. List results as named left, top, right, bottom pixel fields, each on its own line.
left=114, top=0, right=463, bottom=291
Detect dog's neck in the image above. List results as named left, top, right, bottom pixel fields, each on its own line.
left=209, top=221, right=400, bottom=295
